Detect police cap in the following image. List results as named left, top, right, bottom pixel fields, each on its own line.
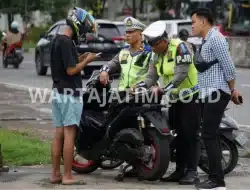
left=142, top=21, right=168, bottom=45
left=124, top=17, right=146, bottom=32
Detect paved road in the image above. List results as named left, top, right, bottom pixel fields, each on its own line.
left=0, top=161, right=250, bottom=189
left=0, top=53, right=250, bottom=127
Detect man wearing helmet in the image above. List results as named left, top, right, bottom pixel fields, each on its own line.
left=178, top=29, right=197, bottom=53
left=1, top=21, right=22, bottom=57
left=134, top=21, right=201, bottom=185
left=50, top=7, right=98, bottom=185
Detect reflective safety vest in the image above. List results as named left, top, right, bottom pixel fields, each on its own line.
left=118, top=45, right=152, bottom=91
left=154, top=39, right=199, bottom=99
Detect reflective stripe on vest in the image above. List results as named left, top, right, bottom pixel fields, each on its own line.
left=118, top=49, right=151, bottom=91
left=155, top=39, right=198, bottom=99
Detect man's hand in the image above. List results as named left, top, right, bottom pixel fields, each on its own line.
left=79, top=52, right=91, bottom=62
left=99, top=71, right=109, bottom=85
left=151, top=86, right=163, bottom=96
left=85, top=53, right=98, bottom=63
left=231, top=89, right=243, bottom=105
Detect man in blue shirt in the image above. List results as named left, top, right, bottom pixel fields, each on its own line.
left=191, top=8, right=242, bottom=190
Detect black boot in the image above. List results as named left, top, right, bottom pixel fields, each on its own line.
left=160, top=170, right=185, bottom=182
left=179, top=170, right=199, bottom=185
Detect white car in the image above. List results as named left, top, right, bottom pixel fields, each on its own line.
left=112, top=21, right=125, bottom=36
left=161, top=19, right=202, bottom=46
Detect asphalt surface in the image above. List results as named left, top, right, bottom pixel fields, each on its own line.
left=0, top=53, right=250, bottom=127
left=0, top=162, right=250, bottom=189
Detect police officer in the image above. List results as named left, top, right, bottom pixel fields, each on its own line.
left=135, top=21, right=201, bottom=185
left=99, top=16, right=152, bottom=177
left=99, top=16, right=152, bottom=90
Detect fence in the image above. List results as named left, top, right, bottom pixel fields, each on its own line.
left=228, top=37, right=250, bottom=68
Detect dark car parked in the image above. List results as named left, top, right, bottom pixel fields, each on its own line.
left=35, top=19, right=125, bottom=77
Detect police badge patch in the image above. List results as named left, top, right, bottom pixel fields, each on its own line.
left=167, top=51, right=172, bottom=59
left=126, top=18, right=133, bottom=27
left=121, top=54, right=129, bottom=61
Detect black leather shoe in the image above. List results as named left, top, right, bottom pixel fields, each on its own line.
left=160, top=171, right=185, bottom=182
left=179, top=171, right=199, bottom=185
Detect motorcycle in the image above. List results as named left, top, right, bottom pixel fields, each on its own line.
left=197, top=112, right=248, bottom=174
left=1, top=32, right=23, bottom=69
left=63, top=70, right=173, bottom=181
left=97, top=104, right=248, bottom=176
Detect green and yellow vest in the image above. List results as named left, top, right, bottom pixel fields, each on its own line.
left=118, top=45, right=152, bottom=91
left=154, top=39, right=198, bottom=99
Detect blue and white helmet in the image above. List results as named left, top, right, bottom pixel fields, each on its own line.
left=10, top=21, right=19, bottom=29
left=66, top=7, right=97, bottom=38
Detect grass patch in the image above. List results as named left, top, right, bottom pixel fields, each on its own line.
left=0, top=128, right=51, bottom=166
left=245, top=151, right=250, bottom=158
left=23, top=41, right=36, bottom=49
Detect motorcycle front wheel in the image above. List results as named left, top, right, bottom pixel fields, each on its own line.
left=61, top=145, right=99, bottom=174
left=199, top=136, right=239, bottom=175
left=136, top=129, right=170, bottom=181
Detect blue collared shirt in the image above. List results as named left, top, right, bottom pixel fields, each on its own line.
left=198, top=27, right=236, bottom=98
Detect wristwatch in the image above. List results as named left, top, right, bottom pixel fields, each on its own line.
left=100, top=65, right=110, bottom=73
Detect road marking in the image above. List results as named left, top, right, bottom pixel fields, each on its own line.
left=241, top=84, right=250, bottom=88
left=0, top=82, right=51, bottom=93
left=239, top=124, right=250, bottom=129
left=39, top=108, right=52, bottom=114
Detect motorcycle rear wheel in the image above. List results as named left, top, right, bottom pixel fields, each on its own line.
left=13, top=63, right=19, bottom=69
left=199, top=136, right=238, bottom=175
left=2, top=57, right=7, bottom=68
left=137, top=129, right=170, bottom=181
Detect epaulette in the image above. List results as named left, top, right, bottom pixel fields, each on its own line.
left=122, top=45, right=130, bottom=49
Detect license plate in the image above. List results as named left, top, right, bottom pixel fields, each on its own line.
left=15, top=49, right=22, bottom=53
left=95, top=43, right=104, bottom=49
left=103, top=43, right=113, bottom=48
left=235, top=132, right=248, bottom=146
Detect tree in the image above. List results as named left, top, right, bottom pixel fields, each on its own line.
left=155, top=0, right=173, bottom=19
left=43, top=0, right=72, bottom=22
left=0, top=0, right=47, bottom=26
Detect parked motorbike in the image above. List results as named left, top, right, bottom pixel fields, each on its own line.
left=168, top=108, right=248, bottom=175
left=97, top=105, right=248, bottom=176
left=63, top=70, right=173, bottom=181
left=1, top=32, right=23, bottom=69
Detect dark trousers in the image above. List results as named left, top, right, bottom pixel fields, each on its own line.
left=169, top=93, right=201, bottom=172
left=200, top=90, right=230, bottom=184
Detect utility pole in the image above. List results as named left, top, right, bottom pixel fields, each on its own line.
left=132, top=0, right=136, bottom=18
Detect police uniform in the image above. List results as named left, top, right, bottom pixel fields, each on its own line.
left=140, top=21, right=201, bottom=184
left=100, top=17, right=152, bottom=91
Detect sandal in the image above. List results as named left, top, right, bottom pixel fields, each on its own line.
left=62, top=179, right=87, bottom=185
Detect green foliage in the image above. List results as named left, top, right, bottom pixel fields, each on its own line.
left=26, top=26, right=50, bottom=43
left=0, top=0, right=72, bottom=23
left=43, top=0, right=72, bottom=22
left=0, top=128, right=51, bottom=166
